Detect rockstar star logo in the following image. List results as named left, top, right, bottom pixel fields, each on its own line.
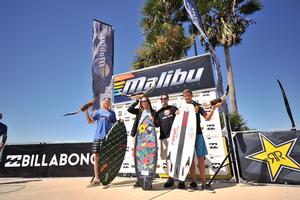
left=246, top=132, right=300, bottom=182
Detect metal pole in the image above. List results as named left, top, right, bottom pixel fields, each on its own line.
left=224, top=113, right=240, bottom=183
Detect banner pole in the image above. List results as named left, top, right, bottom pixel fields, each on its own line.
left=224, top=112, right=240, bottom=183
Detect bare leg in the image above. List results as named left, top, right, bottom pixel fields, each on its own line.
left=190, top=158, right=196, bottom=182
left=93, top=153, right=100, bottom=181
left=198, top=156, right=206, bottom=185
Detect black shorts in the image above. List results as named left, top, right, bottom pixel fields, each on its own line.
left=92, top=139, right=104, bottom=153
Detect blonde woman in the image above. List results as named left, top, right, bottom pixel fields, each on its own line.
left=85, top=97, right=116, bottom=187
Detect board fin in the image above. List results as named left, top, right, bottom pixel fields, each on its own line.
left=166, top=152, right=171, bottom=160
left=175, top=167, right=179, bottom=177
left=185, top=157, right=190, bottom=167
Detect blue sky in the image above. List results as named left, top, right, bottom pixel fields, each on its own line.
left=0, top=0, right=299, bottom=143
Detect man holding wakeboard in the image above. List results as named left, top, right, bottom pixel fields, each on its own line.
left=157, top=93, right=186, bottom=189
left=182, top=89, right=222, bottom=191
left=85, top=97, right=117, bottom=187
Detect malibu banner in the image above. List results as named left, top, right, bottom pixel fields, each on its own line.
left=113, top=53, right=215, bottom=104
left=234, top=130, right=300, bottom=184
left=0, top=143, right=94, bottom=177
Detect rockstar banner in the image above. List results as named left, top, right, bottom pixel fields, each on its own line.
left=234, top=130, right=300, bottom=184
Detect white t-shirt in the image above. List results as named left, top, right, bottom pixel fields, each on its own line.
left=139, top=109, right=151, bottom=125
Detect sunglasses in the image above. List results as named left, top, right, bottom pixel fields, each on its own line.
left=160, top=97, right=168, bottom=100
left=103, top=97, right=111, bottom=101
left=141, top=100, right=148, bottom=103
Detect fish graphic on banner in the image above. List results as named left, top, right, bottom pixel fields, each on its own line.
left=92, top=20, right=114, bottom=109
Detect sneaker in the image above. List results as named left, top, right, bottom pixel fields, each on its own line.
left=133, top=181, right=140, bottom=188
left=178, top=181, right=185, bottom=189
left=202, top=184, right=215, bottom=193
left=86, top=180, right=100, bottom=188
left=164, top=178, right=174, bottom=188
left=144, top=184, right=152, bottom=190
left=187, top=182, right=198, bottom=191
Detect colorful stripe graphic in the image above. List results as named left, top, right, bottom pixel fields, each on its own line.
left=113, top=73, right=135, bottom=96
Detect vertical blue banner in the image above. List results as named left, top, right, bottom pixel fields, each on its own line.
left=92, top=20, right=114, bottom=109
left=184, top=0, right=226, bottom=109
left=183, top=0, right=209, bottom=44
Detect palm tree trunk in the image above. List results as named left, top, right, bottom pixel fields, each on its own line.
left=224, top=46, right=238, bottom=113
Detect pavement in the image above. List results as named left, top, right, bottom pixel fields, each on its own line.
left=0, top=177, right=299, bottom=200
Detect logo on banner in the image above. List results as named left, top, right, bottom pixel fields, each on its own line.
left=245, top=133, right=300, bottom=182
left=4, top=153, right=94, bottom=168
left=114, top=68, right=204, bottom=97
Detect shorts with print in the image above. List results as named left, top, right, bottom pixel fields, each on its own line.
left=195, top=134, right=208, bottom=157
left=92, top=139, right=104, bottom=153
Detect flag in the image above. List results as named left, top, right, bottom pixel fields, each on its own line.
left=184, top=0, right=227, bottom=112
left=183, top=0, right=212, bottom=48
left=277, top=80, right=296, bottom=130
left=92, top=20, right=114, bottom=109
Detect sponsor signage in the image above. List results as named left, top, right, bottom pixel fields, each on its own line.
left=0, top=143, right=94, bottom=177
left=113, top=54, right=215, bottom=104
left=234, top=130, right=300, bottom=184
left=92, top=20, right=114, bottom=109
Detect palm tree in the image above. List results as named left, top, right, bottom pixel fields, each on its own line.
left=220, top=112, right=250, bottom=131
left=133, top=24, right=192, bottom=69
left=133, top=0, right=193, bottom=69
left=195, top=0, right=263, bottom=113
left=134, top=0, right=262, bottom=113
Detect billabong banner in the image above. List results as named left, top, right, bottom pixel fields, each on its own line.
left=113, top=54, right=215, bottom=104
left=92, top=20, right=114, bottom=109
left=234, top=130, right=300, bottom=184
left=0, top=143, right=94, bottom=177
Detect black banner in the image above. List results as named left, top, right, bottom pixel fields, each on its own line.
left=234, top=130, right=300, bottom=184
left=0, top=143, right=94, bottom=177
left=92, top=20, right=114, bottom=109
left=113, top=54, right=215, bottom=103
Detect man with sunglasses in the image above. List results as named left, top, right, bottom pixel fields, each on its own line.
left=157, top=93, right=182, bottom=188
